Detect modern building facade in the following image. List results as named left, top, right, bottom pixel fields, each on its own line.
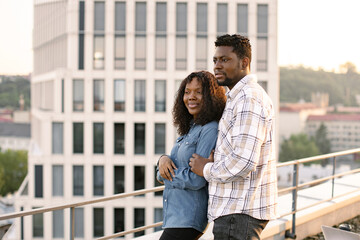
left=13, top=0, right=279, bottom=239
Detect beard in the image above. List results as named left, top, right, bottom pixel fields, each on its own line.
left=217, top=76, right=235, bottom=87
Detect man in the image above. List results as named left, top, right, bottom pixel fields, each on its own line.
left=189, top=34, right=279, bottom=240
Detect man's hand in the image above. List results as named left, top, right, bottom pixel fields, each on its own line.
left=189, top=151, right=214, bottom=177
left=158, top=155, right=177, bottom=181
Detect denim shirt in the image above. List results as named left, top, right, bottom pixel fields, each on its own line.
left=157, top=121, right=219, bottom=232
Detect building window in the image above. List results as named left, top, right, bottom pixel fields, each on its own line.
left=114, top=166, right=125, bottom=194
left=52, top=122, right=63, bottom=154
left=78, top=1, right=85, bottom=70
left=135, top=2, right=146, bottom=69
left=237, top=4, right=248, bottom=35
left=154, top=166, right=163, bottom=197
left=114, top=123, right=125, bottom=154
left=94, top=2, right=105, bottom=69
left=176, top=3, right=187, bottom=70
left=35, top=165, right=43, bottom=198
left=134, top=123, right=145, bottom=154
left=73, top=165, right=84, bottom=196
left=53, top=210, right=64, bottom=238
left=114, top=2, right=126, bottom=69
left=93, top=166, right=104, bottom=196
left=114, top=79, right=125, bottom=111
left=32, top=208, right=43, bottom=237
left=93, top=79, right=104, bottom=111
left=134, top=80, right=146, bottom=112
left=196, top=3, right=207, bottom=70
left=155, top=123, right=166, bottom=154
left=93, top=208, right=104, bottom=237
left=217, top=3, right=228, bottom=35
left=257, top=4, right=268, bottom=71
left=93, top=122, right=104, bottom=154
left=75, top=208, right=84, bottom=238
left=73, top=122, right=84, bottom=154
left=114, top=208, right=125, bottom=234
left=73, top=79, right=84, bottom=111
left=155, top=2, right=167, bottom=70
left=195, top=36, right=207, bottom=70
left=134, top=208, right=145, bottom=237
left=52, top=165, right=63, bottom=197
left=134, top=166, right=145, bottom=192
left=154, top=208, right=163, bottom=231
left=155, top=80, right=166, bottom=112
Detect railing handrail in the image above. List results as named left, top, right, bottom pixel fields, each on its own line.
left=1, top=148, right=360, bottom=239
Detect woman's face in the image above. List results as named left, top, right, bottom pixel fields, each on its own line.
left=183, top=77, right=204, bottom=119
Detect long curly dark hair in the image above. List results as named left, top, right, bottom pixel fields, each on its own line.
left=173, top=71, right=226, bottom=136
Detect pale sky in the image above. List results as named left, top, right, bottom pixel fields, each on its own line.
left=0, top=0, right=360, bottom=75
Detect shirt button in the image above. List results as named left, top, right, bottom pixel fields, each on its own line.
left=164, top=199, right=167, bottom=202
left=186, top=142, right=188, bottom=144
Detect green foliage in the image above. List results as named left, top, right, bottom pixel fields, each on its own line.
left=279, top=133, right=321, bottom=164
left=280, top=65, right=360, bottom=106
left=0, top=76, right=30, bottom=109
left=312, top=124, right=332, bottom=166
left=0, top=149, right=28, bottom=196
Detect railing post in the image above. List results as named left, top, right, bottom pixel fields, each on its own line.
left=285, top=163, right=298, bottom=239
left=332, top=157, right=336, bottom=198
left=70, top=207, right=75, bottom=240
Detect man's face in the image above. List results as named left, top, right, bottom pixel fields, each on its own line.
left=213, top=46, right=247, bottom=90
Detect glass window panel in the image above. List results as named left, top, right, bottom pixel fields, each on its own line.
left=93, top=166, right=104, bottom=196
left=93, top=123, right=104, bottom=154
left=93, top=79, right=104, bottom=111
left=114, top=166, right=125, bottom=194
left=155, top=80, right=166, bottom=112
left=73, top=122, right=84, bottom=154
left=176, top=3, right=187, bottom=32
left=32, top=209, right=43, bottom=237
left=197, top=3, right=207, bottom=33
left=93, top=208, right=104, bottom=237
left=135, top=2, right=146, bottom=32
left=94, top=35, right=105, bottom=69
left=35, top=165, right=43, bottom=198
left=156, top=3, right=167, bottom=32
left=114, top=123, right=125, bottom=154
left=175, top=36, right=187, bottom=70
left=155, top=123, right=166, bottom=154
left=134, top=166, right=145, bottom=195
left=115, top=2, right=126, bottom=31
left=79, top=1, right=85, bottom=70
left=53, top=210, right=64, bottom=238
left=79, top=34, right=85, bottom=70
left=52, top=122, right=63, bottom=154
left=79, top=1, right=85, bottom=31
left=154, top=208, right=163, bottom=231
left=217, top=3, right=228, bottom=34
left=75, top=208, right=84, bottom=238
left=73, top=165, right=84, bottom=196
left=196, top=37, right=207, bottom=70
left=73, top=79, right=84, bottom=111
left=114, top=36, right=126, bottom=69
left=134, top=208, right=145, bottom=237
left=94, top=2, right=105, bottom=31
left=257, top=4, right=268, bottom=34
left=135, top=36, right=146, bottom=69
left=114, top=208, right=125, bottom=234
left=155, top=36, right=166, bottom=70
left=114, top=79, right=125, bottom=111
left=257, top=37, right=268, bottom=71
left=52, top=165, right=63, bottom=196
left=134, top=123, right=145, bottom=154
left=134, top=80, right=146, bottom=112
left=237, top=4, right=248, bottom=35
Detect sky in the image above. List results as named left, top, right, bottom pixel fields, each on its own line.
left=0, top=0, right=360, bottom=75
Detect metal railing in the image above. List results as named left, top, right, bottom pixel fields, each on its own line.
left=1, top=148, right=360, bottom=240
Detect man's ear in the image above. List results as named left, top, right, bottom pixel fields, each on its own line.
left=242, top=57, right=250, bottom=69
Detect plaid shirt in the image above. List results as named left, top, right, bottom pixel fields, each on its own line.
left=203, top=74, right=279, bottom=221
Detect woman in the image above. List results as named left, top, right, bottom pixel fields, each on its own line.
left=156, top=71, right=226, bottom=240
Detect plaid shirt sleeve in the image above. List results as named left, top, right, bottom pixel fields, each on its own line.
left=204, top=96, right=269, bottom=183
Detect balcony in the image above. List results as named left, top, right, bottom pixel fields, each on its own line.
left=1, top=148, right=360, bottom=240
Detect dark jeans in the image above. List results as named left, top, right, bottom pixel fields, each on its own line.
left=213, top=214, right=268, bottom=240
left=159, top=228, right=203, bottom=240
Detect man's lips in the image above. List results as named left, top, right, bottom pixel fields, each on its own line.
left=215, top=72, right=225, bottom=78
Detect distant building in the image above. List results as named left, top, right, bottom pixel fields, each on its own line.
left=306, top=114, right=360, bottom=153
left=0, top=122, right=31, bottom=151
left=12, top=0, right=279, bottom=239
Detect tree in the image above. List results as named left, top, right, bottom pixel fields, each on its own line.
left=0, top=149, right=28, bottom=196
left=279, top=133, right=321, bottom=164
left=313, top=123, right=332, bottom=166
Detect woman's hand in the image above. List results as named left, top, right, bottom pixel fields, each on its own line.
left=158, top=155, right=177, bottom=181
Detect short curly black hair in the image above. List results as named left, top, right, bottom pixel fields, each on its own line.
left=173, top=71, right=226, bottom=136
left=215, top=34, right=252, bottom=63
